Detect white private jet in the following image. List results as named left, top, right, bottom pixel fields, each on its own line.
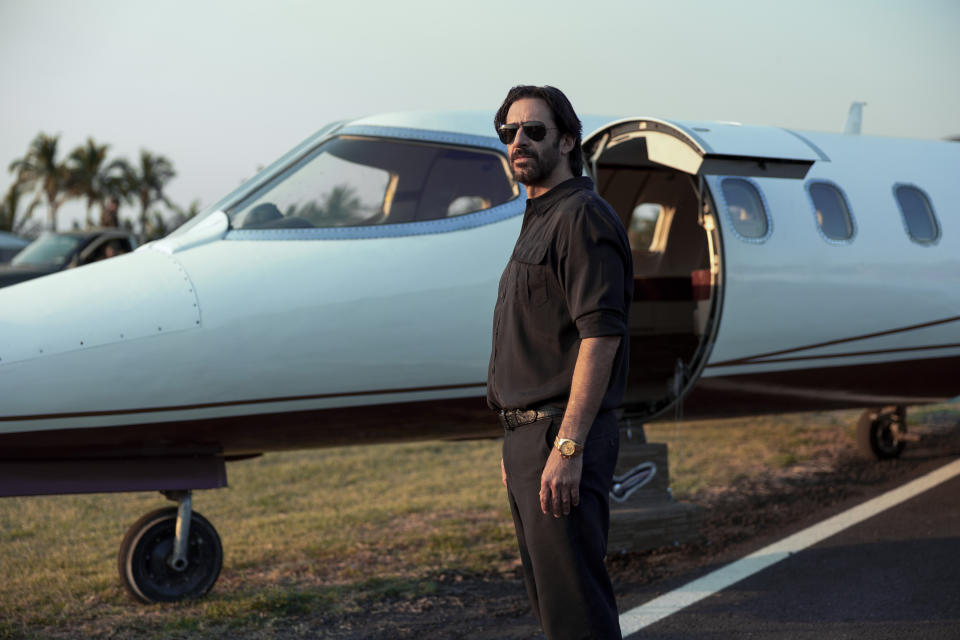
left=2, top=109, right=958, bottom=602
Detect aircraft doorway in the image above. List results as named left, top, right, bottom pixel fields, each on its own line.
left=585, top=116, right=821, bottom=421
left=592, top=163, right=722, bottom=420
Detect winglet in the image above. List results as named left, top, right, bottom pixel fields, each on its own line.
left=844, top=101, right=866, bottom=135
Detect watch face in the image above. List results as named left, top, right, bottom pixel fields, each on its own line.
left=560, top=440, right=575, bottom=456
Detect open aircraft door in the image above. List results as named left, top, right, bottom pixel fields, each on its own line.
left=582, top=118, right=819, bottom=420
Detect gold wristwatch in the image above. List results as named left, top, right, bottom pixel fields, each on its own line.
left=554, top=436, right=584, bottom=459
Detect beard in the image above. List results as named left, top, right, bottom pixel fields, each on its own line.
left=510, top=139, right=561, bottom=187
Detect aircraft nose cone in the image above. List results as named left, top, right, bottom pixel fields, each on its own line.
left=0, top=249, right=201, bottom=367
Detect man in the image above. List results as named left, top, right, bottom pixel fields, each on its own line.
left=488, top=86, right=632, bottom=639
left=101, top=239, right=127, bottom=260
left=100, top=196, right=120, bottom=228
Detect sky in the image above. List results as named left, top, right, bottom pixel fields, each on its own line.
left=1, top=0, right=958, bottom=233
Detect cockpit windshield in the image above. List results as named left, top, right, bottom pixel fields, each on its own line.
left=228, top=135, right=517, bottom=230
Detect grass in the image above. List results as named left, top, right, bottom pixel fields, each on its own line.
left=0, top=439, right=514, bottom=639
left=1, top=405, right=956, bottom=639
left=646, top=409, right=858, bottom=495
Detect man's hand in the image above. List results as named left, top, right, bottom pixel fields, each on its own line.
left=539, top=448, right=583, bottom=517
left=534, top=335, right=618, bottom=518
left=501, top=457, right=507, bottom=488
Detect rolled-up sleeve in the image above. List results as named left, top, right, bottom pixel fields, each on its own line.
left=558, top=201, right=631, bottom=339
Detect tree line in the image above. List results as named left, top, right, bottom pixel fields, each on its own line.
left=2, top=132, right=199, bottom=241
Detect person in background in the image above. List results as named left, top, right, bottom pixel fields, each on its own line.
left=100, top=196, right=120, bottom=228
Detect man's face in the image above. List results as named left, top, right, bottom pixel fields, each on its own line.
left=503, top=98, right=563, bottom=187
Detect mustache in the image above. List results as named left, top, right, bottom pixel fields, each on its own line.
left=511, top=148, right=537, bottom=161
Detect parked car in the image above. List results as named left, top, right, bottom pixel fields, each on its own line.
left=0, top=231, right=30, bottom=263
left=0, top=229, right=138, bottom=288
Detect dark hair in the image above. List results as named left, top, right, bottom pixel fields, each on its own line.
left=494, top=85, right=583, bottom=177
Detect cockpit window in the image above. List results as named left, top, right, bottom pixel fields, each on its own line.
left=229, top=136, right=517, bottom=230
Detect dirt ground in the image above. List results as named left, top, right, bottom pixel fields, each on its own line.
left=301, top=413, right=960, bottom=640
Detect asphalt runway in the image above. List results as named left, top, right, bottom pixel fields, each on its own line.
left=619, top=457, right=960, bottom=639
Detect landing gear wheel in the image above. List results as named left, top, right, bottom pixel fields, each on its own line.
left=118, top=507, right=223, bottom=603
left=856, top=405, right=907, bottom=460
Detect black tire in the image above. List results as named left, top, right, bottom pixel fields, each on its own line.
left=118, top=507, right=223, bottom=603
left=856, top=406, right=907, bottom=460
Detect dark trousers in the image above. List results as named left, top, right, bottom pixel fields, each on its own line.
left=502, top=410, right=622, bottom=640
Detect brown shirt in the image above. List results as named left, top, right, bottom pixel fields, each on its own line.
left=487, top=177, right=632, bottom=411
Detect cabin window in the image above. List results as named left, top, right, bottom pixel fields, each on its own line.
left=894, top=184, right=940, bottom=244
left=229, top=136, right=517, bottom=230
left=629, top=203, right=667, bottom=252
left=807, top=181, right=854, bottom=241
left=720, top=178, right=769, bottom=240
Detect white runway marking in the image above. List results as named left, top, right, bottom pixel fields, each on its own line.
left=619, top=457, right=960, bottom=636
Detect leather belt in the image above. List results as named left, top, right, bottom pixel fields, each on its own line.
left=498, top=405, right=565, bottom=430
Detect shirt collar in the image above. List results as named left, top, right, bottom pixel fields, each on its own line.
left=525, top=176, right=595, bottom=216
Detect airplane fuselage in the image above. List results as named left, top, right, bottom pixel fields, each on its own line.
left=2, top=112, right=958, bottom=477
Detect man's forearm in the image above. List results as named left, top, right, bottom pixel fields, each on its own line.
left=558, top=335, right=621, bottom=443
left=538, top=334, right=621, bottom=517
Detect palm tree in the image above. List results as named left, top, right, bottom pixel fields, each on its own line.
left=302, top=184, right=365, bottom=225
left=97, top=158, right=135, bottom=227
left=0, top=182, right=25, bottom=232
left=7, top=132, right=71, bottom=230
left=121, top=150, right=176, bottom=236
left=138, top=198, right=203, bottom=242
left=324, top=185, right=364, bottom=221
left=144, top=210, right=170, bottom=241
left=66, top=138, right=111, bottom=228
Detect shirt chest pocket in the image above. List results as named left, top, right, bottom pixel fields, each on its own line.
left=512, top=242, right=550, bottom=307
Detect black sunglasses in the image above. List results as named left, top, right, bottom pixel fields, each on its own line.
left=497, top=121, right=557, bottom=144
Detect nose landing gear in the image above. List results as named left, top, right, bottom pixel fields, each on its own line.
left=118, top=490, right=223, bottom=603
left=856, top=405, right=910, bottom=460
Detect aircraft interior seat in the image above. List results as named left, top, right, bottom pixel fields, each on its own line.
left=631, top=249, right=660, bottom=276
left=630, top=268, right=712, bottom=336
left=656, top=200, right=706, bottom=277
left=597, top=166, right=706, bottom=271
left=239, top=202, right=283, bottom=228
left=417, top=156, right=514, bottom=220
left=416, top=185, right=467, bottom=219
left=236, top=202, right=315, bottom=229
left=383, top=190, right=420, bottom=224
left=597, top=165, right=712, bottom=339
left=252, top=215, right=313, bottom=229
